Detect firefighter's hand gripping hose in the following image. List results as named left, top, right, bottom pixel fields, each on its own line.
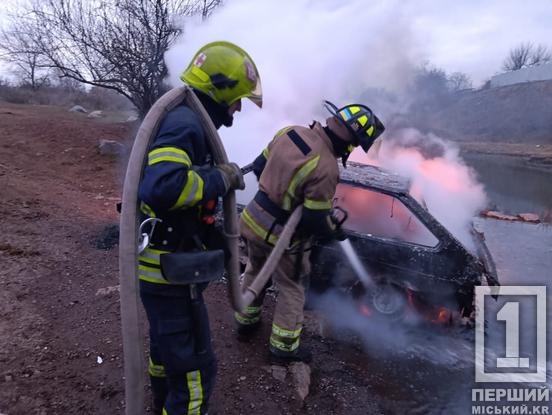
left=118, top=86, right=302, bottom=414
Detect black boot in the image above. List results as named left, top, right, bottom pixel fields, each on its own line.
left=236, top=319, right=262, bottom=336
left=269, top=344, right=312, bottom=364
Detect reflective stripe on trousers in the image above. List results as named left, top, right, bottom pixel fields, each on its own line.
left=140, top=288, right=216, bottom=415
left=161, top=370, right=204, bottom=415
left=234, top=305, right=262, bottom=325
left=269, top=323, right=302, bottom=352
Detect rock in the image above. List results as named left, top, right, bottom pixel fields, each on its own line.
left=69, top=105, right=87, bottom=113
left=270, top=365, right=287, bottom=382
left=484, top=211, right=518, bottom=221
left=518, top=213, right=540, bottom=223
left=289, top=362, right=311, bottom=401
left=96, top=285, right=120, bottom=296
left=126, top=114, right=139, bottom=122
left=98, top=139, right=125, bottom=157
left=88, top=110, right=103, bottom=118
left=4, top=374, right=13, bottom=382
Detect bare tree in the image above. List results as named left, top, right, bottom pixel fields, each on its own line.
left=3, top=0, right=222, bottom=116
left=529, top=44, right=551, bottom=66
left=503, top=42, right=551, bottom=71
left=199, top=0, right=222, bottom=18
left=447, top=72, right=472, bottom=92
left=503, top=42, right=533, bottom=71
left=0, top=28, right=50, bottom=90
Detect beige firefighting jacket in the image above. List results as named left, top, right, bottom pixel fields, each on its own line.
left=240, top=122, right=339, bottom=245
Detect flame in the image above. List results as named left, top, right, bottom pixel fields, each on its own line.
left=359, top=304, right=371, bottom=317
left=345, top=130, right=487, bottom=250
left=430, top=307, right=452, bottom=325
left=334, top=183, right=437, bottom=246
left=406, top=289, right=415, bottom=307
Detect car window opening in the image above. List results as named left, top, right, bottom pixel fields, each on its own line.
left=334, top=183, right=439, bottom=247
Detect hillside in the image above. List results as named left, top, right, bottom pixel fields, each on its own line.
left=431, top=80, right=552, bottom=144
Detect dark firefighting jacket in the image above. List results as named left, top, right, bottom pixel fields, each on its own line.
left=137, top=103, right=227, bottom=288
left=241, top=122, right=339, bottom=245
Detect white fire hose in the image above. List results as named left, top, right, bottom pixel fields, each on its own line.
left=118, top=86, right=302, bottom=414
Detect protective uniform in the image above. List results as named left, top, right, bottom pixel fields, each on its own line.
left=236, top=102, right=385, bottom=359
left=237, top=122, right=339, bottom=355
left=138, top=41, right=261, bottom=415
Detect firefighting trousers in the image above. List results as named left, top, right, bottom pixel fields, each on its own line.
left=235, top=239, right=311, bottom=352
left=140, top=288, right=216, bottom=415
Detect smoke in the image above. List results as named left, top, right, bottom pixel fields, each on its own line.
left=313, top=290, right=474, bottom=366
left=165, top=0, right=487, bottom=246
left=165, top=0, right=421, bottom=165
left=163, top=0, right=491, bottom=362
left=353, top=129, right=487, bottom=250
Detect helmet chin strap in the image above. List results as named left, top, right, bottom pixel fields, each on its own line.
left=340, top=152, right=351, bottom=168
left=323, top=126, right=353, bottom=167
left=195, top=90, right=233, bottom=128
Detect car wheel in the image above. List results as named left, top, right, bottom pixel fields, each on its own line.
left=352, top=281, right=408, bottom=321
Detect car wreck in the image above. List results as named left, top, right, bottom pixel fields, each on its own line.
left=307, top=162, right=500, bottom=322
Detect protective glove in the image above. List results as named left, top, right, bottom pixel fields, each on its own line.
left=326, top=213, right=348, bottom=241
left=330, top=222, right=348, bottom=241
left=217, top=162, right=245, bottom=192
left=309, top=212, right=347, bottom=244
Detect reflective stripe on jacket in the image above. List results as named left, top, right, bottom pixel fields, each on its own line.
left=138, top=104, right=227, bottom=286
left=240, top=122, right=339, bottom=245
left=138, top=104, right=226, bottom=213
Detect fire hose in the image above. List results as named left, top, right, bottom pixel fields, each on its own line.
left=118, top=86, right=302, bottom=414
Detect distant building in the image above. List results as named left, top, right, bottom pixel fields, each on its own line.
left=491, top=63, right=552, bottom=87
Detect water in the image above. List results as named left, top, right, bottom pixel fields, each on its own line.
left=338, top=239, right=374, bottom=289
left=463, top=153, right=552, bottom=215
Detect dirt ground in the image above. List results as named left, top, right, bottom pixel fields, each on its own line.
left=0, top=102, right=394, bottom=415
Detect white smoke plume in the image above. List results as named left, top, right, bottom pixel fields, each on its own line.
left=165, top=0, right=487, bottom=248
left=165, top=0, right=420, bottom=165
left=313, top=290, right=474, bottom=366
left=164, top=0, right=490, bottom=362
left=353, top=129, right=487, bottom=250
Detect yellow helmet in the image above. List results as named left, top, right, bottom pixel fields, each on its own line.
left=324, top=101, right=385, bottom=152
left=180, top=41, right=262, bottom=108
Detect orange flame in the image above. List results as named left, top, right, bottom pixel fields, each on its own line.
left=359, top=304, right=371, bottom=317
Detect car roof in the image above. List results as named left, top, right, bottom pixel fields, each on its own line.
left=339, top=162, right=411, bottom=195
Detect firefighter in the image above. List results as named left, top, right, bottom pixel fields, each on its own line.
left=138, top=41, right=262, bottom=415
left=236, top=101, right=385, bottom=362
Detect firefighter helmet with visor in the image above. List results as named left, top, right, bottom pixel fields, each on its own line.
left=181, top=41, right=262, bottom=108
left=323, top=101, right=384, bottom=152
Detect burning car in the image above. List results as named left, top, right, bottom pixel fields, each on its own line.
left=309, top=162, right=499, bottom=323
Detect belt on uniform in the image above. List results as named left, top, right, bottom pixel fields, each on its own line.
left=254, top=191, right=290, bottom=224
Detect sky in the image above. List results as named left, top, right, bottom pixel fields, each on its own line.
left=166, top=0, right=552, bottom=87
left=164, top=0, right=549, bottom=247
left=1, top=0, right=551, bottom=85
left=404, top=0, right=552, bottom=84
left=164, top=0, right=552, bottom=163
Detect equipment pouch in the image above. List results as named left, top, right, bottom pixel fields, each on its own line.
left=160, top=250, right=225, bottom=285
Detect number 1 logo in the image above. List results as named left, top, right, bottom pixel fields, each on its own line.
left=475, top=286, right=547, bottom=383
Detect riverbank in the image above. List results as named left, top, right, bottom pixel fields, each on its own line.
left=459, top=142, right=552, bottom=174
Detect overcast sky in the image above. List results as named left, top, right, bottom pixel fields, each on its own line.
left=403, top=0, right=552, bottom=84
left=1, top=0, right=551, bottom=86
